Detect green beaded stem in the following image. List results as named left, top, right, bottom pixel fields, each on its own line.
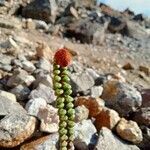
left=53, top=64, right=75, bottom=150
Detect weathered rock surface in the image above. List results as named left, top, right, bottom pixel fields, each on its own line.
left=0, top=90, right=16, bottom=102
left=0, top=113, right=37, bottom=148
left=101, top=80, right=142, bottom=116
left=94, top=127, right=140, bottom=150
left=116, top=118, right=143, bottom=144
left=94, top=107, right=120, bottom=131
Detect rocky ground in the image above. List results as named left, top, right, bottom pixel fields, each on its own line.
left=0, top=0, right=150, bottom=150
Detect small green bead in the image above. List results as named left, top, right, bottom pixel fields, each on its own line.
left=61, top=147, right=67, bottom=150
left=67, top=108, right=75, bottom=116
left=57, top=97, right=65, bottom=104
left=53, top=69, right=61, bottom=75
left=54, top=82, right=62, bottom=89
left=64, top=89, right=72, bottom=95
left=62, top=82, right=71, bottom=90
left=55, top=89, right=63, bottom=95
left=60, top=134, right=68, bottom=141
left=65, top=96, right=74, bottom=103
left=66, top=102, right=74, bottom=109
left=68, top=128, right=74, bottom=135
left=61, top=67, right=67, bottom=70
left=62, top=76, right=70, bottom=82
left=60, top=115, right=68, bottom=121
left=62, top=70, right=69, bottom=75
left=59, top=128, right=67, bottom=135
left=58, top=109, right=67, bottom=116
left=54, top=75, right=61, bottom=82
left=59, top=121, right=67, bottom=128
left=69, top=135, right=74, bottom=141
left=54, top=64, right=60, bottom=69
left=56, top=103, right=64, bottom=109
left=68, top=114, right=75, bottom=120
left=67, top=120, right=75, bottom=127
left=61, top=141, right=68, bottom=147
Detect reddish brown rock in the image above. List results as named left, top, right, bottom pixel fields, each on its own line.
left=75, top=96, right=105, bottom=117
left=141, top=89, right=150, bottom=107
left=94, top=107, right=120, bottom=131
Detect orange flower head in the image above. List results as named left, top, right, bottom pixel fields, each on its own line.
left=54, top=48, right=72, bottom=67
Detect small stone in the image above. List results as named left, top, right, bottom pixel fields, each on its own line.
left=70, top=7, right=79, bottom=19
left=94, top=107, right=120, bottom=131
left=75, top=105, right=89, bottom=122
left=0, top=54, right=13, bottom=65
left=20, top=133, right=58, bottom=150
left=0, top=90, right=16, bottom=102
left=25, top=98, right=47, bottom=116
left=122, top=63, right=134, bottom=70
left=37, top=105, right=59, bottom=133
left=0, top=64, right=12, bottom=72
left=7, top=69, right=35, bottom=87
left=35, top=20, right=49, bottom=30
left=75, top=96, right=105, bottom=117
left=36, top=42, right=53, bottom=61
left=90, top=86, right=103, bottom=98
left=36, top=58, right=52, bottom=72
left=141, top=89, right=150, bottom=107
left=0, top=113, right=36, bottom=148
left=139, top=66, right=149, bottom=76
left=116, top=118, right=143, bottom=144
left=22, top=60, right=36, bottom=72
left=133, top=107, right=150, bottom=126
left=101, top=80, right=142, bottom=116
left=74, top=119, right=97, bottom=150
left=10, top=85, right=30, bottom=101
left=95, top=127, right=140, bottom=150
left=25, top=18, right=36, bottom=29
left=29, top=84, right=56, bottom=104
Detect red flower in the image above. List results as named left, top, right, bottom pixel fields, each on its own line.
left=54, top=48, right=72, bottom=67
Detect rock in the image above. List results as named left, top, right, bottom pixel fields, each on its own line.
left=141, top=89, right=150, bottom=107
left=139, top=65, right=149, bottom=76
left=22, top=0, right=58, bottom=23
left=95, top=127, right=140, bottom=150
left=25, top=18, right=36, bottom=29
left=33, top=71, right=53, bottom=88
left=22, top=60, right=36, bottom=72
left=11, top=59, right=23, bottom=68
left=85, top=68, right=100, bottom=80
left=0, top=96, right=26, bottom=116
left=74, top=119, right=97, bottom=150
left=25, top=98, right=47, bottom=116
left=127, top=20, right=149, bottom=40
left=0, top=64, right=12, bottom=72
left=133, top=107, right=150, bottom=126
left=75, top=105, right=89, bottom=122
left=10, top=85, right=30, bottom=101
left=36, top=42, right=53, bottom=61
left=0, top=54, right=13, bottom=65
left=29, top=84, right=56, bottom=104
left=34, top=20, right=49, bottom=30
left=108, top=17, right=127, bottom=34
left=94, top=107, right=120, bottom=131
left=37, top=105, right=59, bottom=133
left=75, top=96, right=105, bottom=117
left=122, top=63, right=134, bottom=70
left=7, top=69, right=35, bottom=87
left=90, top=86, right=103, bottom=98
left=0, top=17, right=22, bottom=29
left=101, top=80, right=142, bottom=116
left=0, top=113, right=36, bottom=148
left=20, top=133, right=58, bottom=150
left=70, top=71, right=95, bottom=94
left=116, top=118, right=143, bottom=144
left=36, top=58, right=52, bottom=72
left=0, top=90, right=16, bottom=102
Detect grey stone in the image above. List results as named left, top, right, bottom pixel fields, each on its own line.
left=70, top=71, right=95, bottom=94
left=35, top=20, right=49, bottom=30
left=29, top=84, right=56, bottom=104
left=90, top=86, right=103, bottom=98
left=101, top=80, right=142, bottom=116
left=0, top=54, right=13, bottom=65
left=94, top=127, right=140, bottom=150
left=0, top=113, right=36, bottom=148
left=22, top=60, right=36, bottom=72
left=7, top=69, right=35, bottom=87
left=25, top=98, right=47, bottom=116
left=11, top=59, right=23, bottom=68
left=36, top=58, right=52, bottom=72
left=10, top=84, right=31, bottom=101
left=74, top=119, right=97, bottom=150
left=0, top=96, right=26, bottom=116
left=21, top=133, right=58, bottom=150
left=0, top=64, right=12, bottom=72
left=22, top=0, right=58, bottom=23
left=0, top=90, right=16, bottom=102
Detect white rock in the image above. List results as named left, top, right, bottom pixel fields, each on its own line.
left=0, top=90, right=16, bottom=102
